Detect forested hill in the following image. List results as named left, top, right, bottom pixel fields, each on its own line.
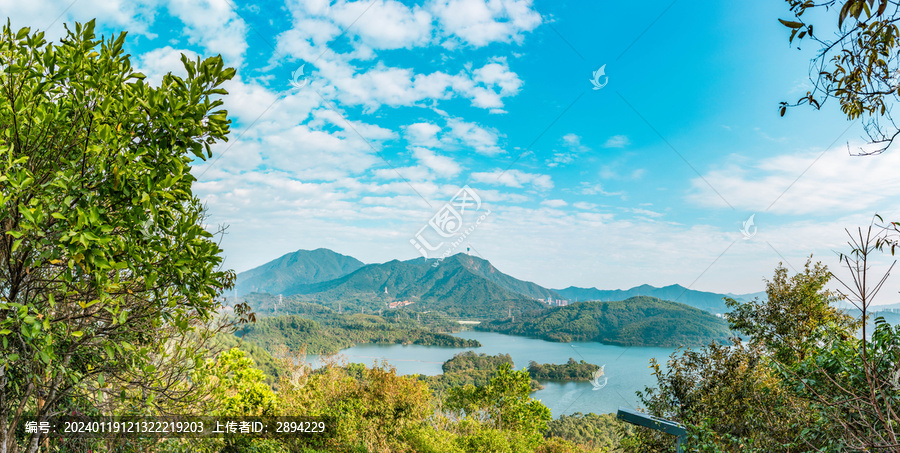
left=553, top=284, right=762, bottom=314
left=475, top=296, right=733, bottom=347
left=236, top=248, right=365, bottom=295
left=284, top=253, right=551, bottom=318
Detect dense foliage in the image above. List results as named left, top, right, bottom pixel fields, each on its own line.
left=442, top=351, right=513, bottom=373
left=238, top=313, right=480, bottom=354
left=0, top=21, right=236, bottom=453
left=414, top=351, right=543, bottom=394
left=546, top=413, right=633, bottom=451
left=628, top=257, right=900, bottom=451
left=211, top=333, right=283, bottom=386
left=527, top=358, right=599, bottom=381
left=476, top=296, right=732, bottom=347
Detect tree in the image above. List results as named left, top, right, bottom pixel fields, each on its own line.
left=632, top=235, right=900, bottom=452
left=633, top=339, right=813, bottom=452
left=778, top=0, right=900, bottom=154
left=0, top=20, right=235, bottom=453
left=725, top=258, right=859, bottom=366
left=445, top=363, right=552, bottom=450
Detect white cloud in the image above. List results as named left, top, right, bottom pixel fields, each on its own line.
left=403, top=122, right=442, bottom=147
left=429, top=0, right=542, bottom=47
left=330, top=0, right=433, bottom=49
left=471, top=169, right=553, bottom=190
left=134, top=46, right=199, bottom=86
left=305, top=60, right=522, bottom=112
left=603, top=134, right=630, bottom=148
left=628, top=208, right=664, bottom=218
left=276, top=5, right=525, bottom=113
left=412, top=147, right=462, bottom=177
left=687, top=145, right=900, bottom=215
left=446, top=118, right=505, bottom=155
left=0, top=0, right=158, bottom=41
left=166, top=0, right=248, bottom=67
left=541, top=199, right=567, bottom=208
left=548, top=133, right=590, bottom=167
left=578, top=182, right=620, bottom=196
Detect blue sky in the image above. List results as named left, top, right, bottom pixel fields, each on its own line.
left=9, top=0, right=900, bottom=301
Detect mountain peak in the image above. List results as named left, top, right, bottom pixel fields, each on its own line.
left=236, top=248, right=365, bottom=296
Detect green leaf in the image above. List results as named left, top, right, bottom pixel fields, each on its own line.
left=71, top=331, right=83, bottom=338
left=7, top=354, right=19, bottom=361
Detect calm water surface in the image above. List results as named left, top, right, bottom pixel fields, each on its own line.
left=307, top=331, right=677, bottom=417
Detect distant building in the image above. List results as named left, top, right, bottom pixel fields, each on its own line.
left=388, top=300, right=415, bottom=309
left=543, top=297, right=568, bottom=307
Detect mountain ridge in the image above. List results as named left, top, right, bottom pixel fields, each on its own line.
left=553, top=284, right=763, bottom=314
left=237, top=248, right=765, bottom=317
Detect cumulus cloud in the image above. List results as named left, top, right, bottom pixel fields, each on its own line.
left=429, top=0, right=542, bottom=47
left=412, top=147, right=462, bottom=177
left=166, top=0, right=248, bottom=67
left=446, top=118, right=505, bottom=155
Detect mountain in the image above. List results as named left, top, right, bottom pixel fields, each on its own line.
left=475, top=296, right=733, bottom=348
left=284, top=254, right=555, bottom=319
left=236, top=248, right=365, bottom=296
left=553, top=284, right=762, bottom=314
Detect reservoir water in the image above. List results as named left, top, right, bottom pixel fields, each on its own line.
left=307, top=330, right=678, bottom=417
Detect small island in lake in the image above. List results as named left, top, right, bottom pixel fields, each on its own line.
left=527, top=358, right=599, bottom=381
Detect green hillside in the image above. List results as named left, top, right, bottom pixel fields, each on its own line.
left=475, top=296, right=733, bottom=347
left=287, top=254, right=549, bottom=318
left=238, top=314, right=481, bottom=354
left=236, top=248, right=364, bottom=295
left=553, top=284, right=760, bottom=314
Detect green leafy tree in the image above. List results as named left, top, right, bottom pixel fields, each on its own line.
left=0, top=20, right=235, bottom=453
left=197, top=348, right=276, bottom=417
left=725, top=258, right=859, bottom=366
left=445, top=363, right=552, bottom=451
left=633, top=339, right=813, bottom=452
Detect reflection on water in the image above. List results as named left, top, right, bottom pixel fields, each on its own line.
left=307, top=330, right=676, bottom=417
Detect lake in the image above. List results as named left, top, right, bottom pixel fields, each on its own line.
left=307, top=331, right=678, bottom=417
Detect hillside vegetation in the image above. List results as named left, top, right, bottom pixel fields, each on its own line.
left=476, top=296, right=733, bottom=347
left=236, top=248, right=365, bottom=295
left=238, top=314, right=481, bottom=354
left=259, top=254, right=551, bottom=318
left=553, top=284, right=760, bottom=314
